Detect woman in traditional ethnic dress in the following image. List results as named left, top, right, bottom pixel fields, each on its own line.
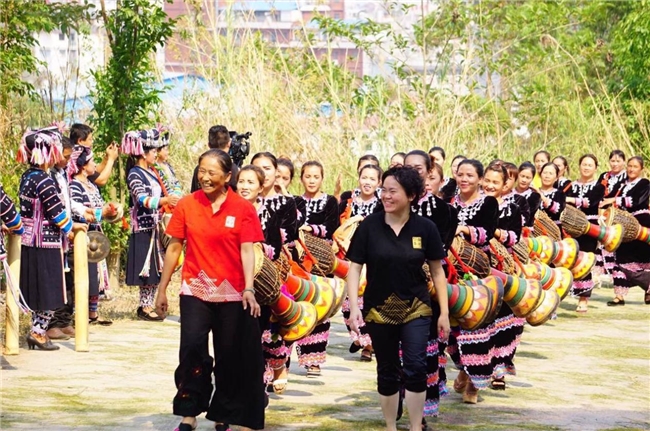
left=596, top=150, right=628, bottom=278
left=17, top=127, right=82, bottom=350
left=553, top=156, right=572, bottom=192
left=537, top=162, right=566, bottom=227
left=346, top=166, right=450, bottom=431
left=405, top=150, right=458, bottom=422
left=339, top=154, right=381, bottom=204
left=514, top=162, right=541, bottom=228
left=447, top=159, right=499, bottom=404
left=340, top=164, right=384, bottom=362
left=600, top=156, right=650, bottom=306
left=565, top=154, right=605, bottom=312
left=251, top=152, right=299, bottom=393
left=482, top=161, right=525, bottom=391
left=598, top=150, right=628, bottom=198
left=68, top=145, right=116, bottom=325
left=293, top=161, right=340, bottom=377
left=123, top=128, right=179, bottom=321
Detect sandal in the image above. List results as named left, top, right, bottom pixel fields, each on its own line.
left=272, top=378, right=288, bottom=394
left=360, top=347, right=373, bottom=362
left=606, top=297, right=625, bottom=306
left=490, top=378, right=506, bottom=390
left=306, top=365, right=321, bottom=377
left=349, top=342, right=362, bottom=353
left=137, top=307, right=164, bottom=321
left=644, top=290, right=650, bottom=305
left=271, top=366, right=288, bottom=394
left=576, top=301, right=588, bottom=313
left=89, top=316, right=113, bottom=326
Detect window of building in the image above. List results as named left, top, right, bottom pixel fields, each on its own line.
left=59, top=32, right=65, bottom=41
left=334, top=12, right=342, bottom=19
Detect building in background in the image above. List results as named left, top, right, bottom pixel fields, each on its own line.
left=165, top=0, right=363, bottom=77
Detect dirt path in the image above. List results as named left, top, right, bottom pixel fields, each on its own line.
left=1, top=288, right=649, bottom=430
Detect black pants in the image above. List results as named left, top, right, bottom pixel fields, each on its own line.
left=173, top=295, right=265, bottom=430
left=50, top=253, right=74, bottom=329
left=366, top=317, right=431, bottom=396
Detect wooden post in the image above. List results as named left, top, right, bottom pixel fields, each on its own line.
left=4, top=234, right=21, bottom=355
left=74, top=231, right=89, bottom=352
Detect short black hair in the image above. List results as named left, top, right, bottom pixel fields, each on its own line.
left=251, top=152, right=278, bottom=169
left=357, top=154, right=379, bottom=170
left=485, top=160, right=508, bottom=183
left=518, top=161, right=536, bottom=176
left=609, top=149, right=626, bottom=161
left=540, top=161, right=559, bottom=177
left=578, top=154, right=599, bottom=168
left=405, top=150, right=432, bottom=172
left=428, top=146, right=446, bottom=160
left=628, top=155, right=644, bottom=169
left=69, top=123, right=93, bottom=145
left=61, top=136, right=73, bottom=150
left=208, top=125, right=230, bottom=149
left=199, top=148, right=233, bottom=175
left=277, top=158, right=295, bottom=180
left=382, top=166, right=424, bottom=202
left=533, top=150, right=551, bottom=162
left=301, top=160, right=324, bottom=178
left=458, top=159, right=485, bottom=178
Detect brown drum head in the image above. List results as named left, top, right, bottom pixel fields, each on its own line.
left=87, top=231, right=111, bottom=263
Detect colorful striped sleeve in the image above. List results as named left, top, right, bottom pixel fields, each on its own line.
left=128, top=170, right=160, bottom=209
left=37, top=175, right=72, bottom=234
left=0, top=185, right=24, bottom=235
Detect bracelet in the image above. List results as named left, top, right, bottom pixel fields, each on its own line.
left=243, top=288, right=255, bottom=295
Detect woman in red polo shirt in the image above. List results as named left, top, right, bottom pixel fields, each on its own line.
left=156, top=149, right=265, bottom=431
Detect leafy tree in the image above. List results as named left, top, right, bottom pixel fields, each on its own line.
left=87, top=0, right=175, bottom=278
left=0, top=0, right=93, bottom=107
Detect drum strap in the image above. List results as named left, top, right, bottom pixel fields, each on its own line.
left=449, top=245, right=475, bottom=275
left=511, top=253, right=530, bottom=277
left=489, top=243, right=505, bottom=271
left=562, top=182, right=572, bottom=193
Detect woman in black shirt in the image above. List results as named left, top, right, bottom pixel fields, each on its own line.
left=346, top=166, right=450, bottom=431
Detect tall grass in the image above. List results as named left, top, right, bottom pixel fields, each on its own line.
left=158, top=1, right=645, bottom=194
left=1, top=1, right=647, bottom=197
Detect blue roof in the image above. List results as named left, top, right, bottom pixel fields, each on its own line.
left=227, top=1, right=298, bottom=12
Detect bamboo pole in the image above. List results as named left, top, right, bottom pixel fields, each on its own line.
left=74, top=231, right=89, bottom=352
left=4, top=234, right=21, bottom=355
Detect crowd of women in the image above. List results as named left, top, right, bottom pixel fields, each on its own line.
left=1, top=123, right=649, bottom=431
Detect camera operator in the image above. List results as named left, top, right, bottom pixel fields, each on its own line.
left=191, top=125, right=239, bottom=192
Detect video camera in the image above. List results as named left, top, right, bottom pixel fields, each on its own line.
left=229, top=131, right=252, bottom=168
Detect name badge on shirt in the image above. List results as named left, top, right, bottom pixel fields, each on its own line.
left=412, top=237, right=422, bottom=249
left=225, top=216, right=236, bottom=228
